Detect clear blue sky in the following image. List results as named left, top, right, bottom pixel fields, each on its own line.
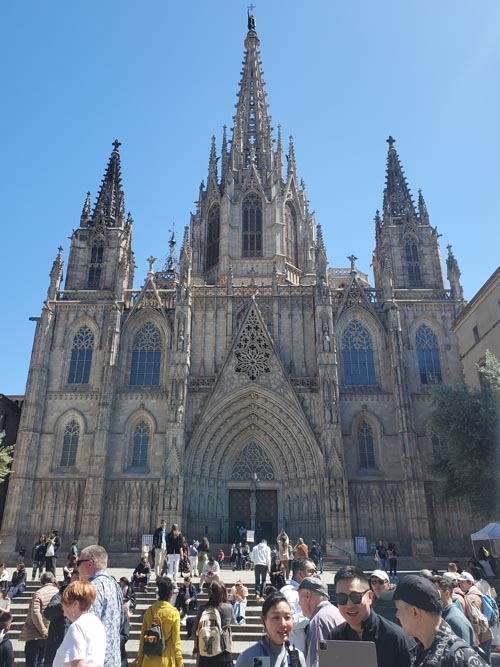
left=1, top=1, right=499, bottom=395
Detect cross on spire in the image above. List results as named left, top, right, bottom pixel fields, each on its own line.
left=112, top=139, right=122, bottom=151
left=347, top=255, right=358, bottom=271
left=386, top=135, right=396, bottom=149
left=147, top=256, right=157, bottom=274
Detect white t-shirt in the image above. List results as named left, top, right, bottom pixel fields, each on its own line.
left=53, top=612, right=106, bottom=667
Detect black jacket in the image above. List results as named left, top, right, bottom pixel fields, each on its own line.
left=153, top=526, right=167, bottom=549
left=167, top=532, right=183, bottom=554
left=43, top=587, right=71, bottom=667
left=0, top=637, right=13, bottom=667
left=329, top=610, right=414, bottom=667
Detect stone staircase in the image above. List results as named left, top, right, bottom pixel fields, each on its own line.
left=6, top=575, right=290, bottom=666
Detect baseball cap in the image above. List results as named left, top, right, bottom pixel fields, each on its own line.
left=370, top=569, right=390, bottom=583
left=457, top=571, right=475, bottom=582
left=298, top=576, right=329, bottom=598
left=394, top=575, right=442, bottom=613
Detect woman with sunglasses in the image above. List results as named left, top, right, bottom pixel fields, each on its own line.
left=235, top=592, right=306, bottom=667
left=329, top=566, right=413, bottom=667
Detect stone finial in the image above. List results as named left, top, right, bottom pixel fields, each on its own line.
left=147, top=256, right=157, bottom=275
left=347, top=255, right=358, bottom=272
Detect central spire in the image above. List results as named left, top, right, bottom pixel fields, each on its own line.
left=230, top=11, right=273, bottom=174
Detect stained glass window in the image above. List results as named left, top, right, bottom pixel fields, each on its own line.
left=358, top=420, right=375, bottom=469
left=242, top=193, right=263, bottom=258
left=68, top=327, right=94, bottom=384
left=285, top=202, right=298, bottom=267
left=416, top=325, right=442, bottom=384
left=231, top=442, right=275, bottom=480
left=130, top=322, right=162, bottom=386
left=405, top=240, right=422, bottom=287
left=88, top=241, right=104, bottom=289
left=342, top=320, right=376, bottom=385
left=61, top=420, right=79, bottom=467
left=132, top=421, right=149, bottom=467
left=206, top=204, right=220, bottom=269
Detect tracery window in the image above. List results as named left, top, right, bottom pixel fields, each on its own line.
left=234, top=309, right=271, bottom=380
left=242, top=193, right=263, bottom=258
left=129, top=322, right=162, bottom=386
left=358, top=420, right=376, bottom=469
left=231, top=442, right=275, bottom=480
left=342, top=320, right=376, bottom=385
left=405, top=239, right=422, bottom=287
left=285, top=202, right=298, bottom=267
left=61, top=420, right=79, bottom=467
left=68, top=326, right=94, bottom=384
left=88, top=240, right=104, bottom=289
left=132, top=421, right=149, bottom=467
left=416, top=325, right=442, bottom=384
left=206, top=204, right=220, bottom=269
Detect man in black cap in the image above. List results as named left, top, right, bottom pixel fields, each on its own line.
left=329, top=565, right=413, bottom=667
left=394, top=574, right=488, bottom=667
left=298, top=577, right=343, bottom=667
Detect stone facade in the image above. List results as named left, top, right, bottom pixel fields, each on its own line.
left=0, top=17, right=475, bottom=560
left=452, top=265, right=500, bottom=389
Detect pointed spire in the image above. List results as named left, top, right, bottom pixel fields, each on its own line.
left=221, top=125, right=229, bottom=181
left=446, top=244, right=464, bottom=300
left=315, top=224, right=328, bottom=282
left=80, top=191, right=91, bottom=226
left=230, top=15, right=273, bottom=173
left=276, top=124, right=283, bottom=181
left=91, top=139, right=125, bottom=227
left=286, top=135, right=297, bottom=181
left=208, top=135, right=218, bottom=182
left=47, top=246, right=64, bottom=299
left=382, top=136, right=417, bottom=225
left=167, top=228, right=177, bottom=271
left=418, top=188, right=430, bottom=225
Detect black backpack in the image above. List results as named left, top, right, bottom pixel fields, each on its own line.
left=444, top=638, right=489, bottom=667
left=143, top=617, right=165, bottom=656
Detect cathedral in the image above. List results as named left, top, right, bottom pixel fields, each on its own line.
left=0, top=14, right=474, bottom=560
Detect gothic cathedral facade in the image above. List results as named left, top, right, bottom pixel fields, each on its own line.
left=0, top=18, right=473, bottom=559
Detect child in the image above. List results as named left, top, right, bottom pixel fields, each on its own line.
left=218, top=549, right=225, bottom=568
left=0, top=613, right=13, bottom=667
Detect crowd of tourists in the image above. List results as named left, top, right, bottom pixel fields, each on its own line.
left=3, top=526, right=500, bottom=667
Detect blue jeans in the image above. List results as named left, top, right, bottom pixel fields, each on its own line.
left=378, top=558, right=387, bottom=571
left=479, top=639, right=492, bottom=664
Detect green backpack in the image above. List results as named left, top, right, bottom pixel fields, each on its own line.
left=143, top=616, right=165, bottom=656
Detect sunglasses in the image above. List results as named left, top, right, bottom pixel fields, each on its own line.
left=76, top=559, right=92, bottom=567
left=370, top=579, right=386, bottom=585
left=336, top=589, right=371, bottom=605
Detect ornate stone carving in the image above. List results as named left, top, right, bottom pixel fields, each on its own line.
left=234, top=309, right=271, bottom=380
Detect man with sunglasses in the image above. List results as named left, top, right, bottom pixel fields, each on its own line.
left=329, top=565, right=413, bottom=667
left=77, top=545, right=125, bottom=667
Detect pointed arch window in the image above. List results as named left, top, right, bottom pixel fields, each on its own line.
left=242, top=193, right=263, bottom=258
left=129, top=322, right=162, bottom=386
left=342, top=320, right=376, bottom=385
left=68, top=326, right=94, bottom=384
left=132, top=421, right=149, bottom=467
left=358, top=420, right=376, bottom=469
left=88, top=240, right=104, bottom=289
left=416, top=325, right=442, bottom=384
left=206, top=203, right=220, bottom=269
left=285, top=202, right=298, bottom=267
left=405, top=239, right=422, bottom=287
left=61, top=420, right=79, bottom=467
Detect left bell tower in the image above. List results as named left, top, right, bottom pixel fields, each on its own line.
left=65, top=140, right=134, bottom=299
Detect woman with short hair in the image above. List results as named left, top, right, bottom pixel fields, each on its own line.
left=53, top=580, right=106, bottom=667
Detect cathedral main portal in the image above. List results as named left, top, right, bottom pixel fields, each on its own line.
left=229, top=489, right=277, bottom=544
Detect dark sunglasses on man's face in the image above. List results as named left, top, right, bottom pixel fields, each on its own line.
left=76, top=559, right=92, bottom=567
left=336, top=589, right=370, bottom=605
left=370, top=578, right=385, bottom=585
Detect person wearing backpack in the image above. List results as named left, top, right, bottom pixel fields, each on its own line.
left=393, top=575, right=489, bottom=667
left=192, top=581, right=234, bottom=667
left=137, top=576, right=183, bottom=667
left=457, top=571, right=493, bottom=664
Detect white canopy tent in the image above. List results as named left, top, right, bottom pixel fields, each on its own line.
left=471, top=523, right=500, bottom=560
